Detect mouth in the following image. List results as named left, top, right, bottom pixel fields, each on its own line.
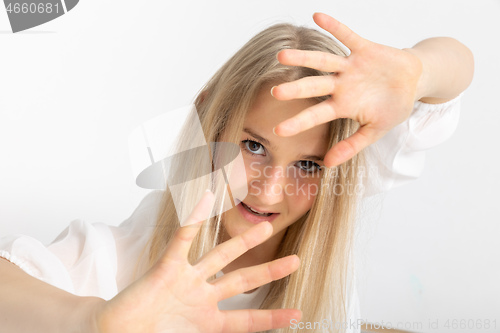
left=241, top=202, right=275, bottom=217
left=236, top=200, right=280, bottom=224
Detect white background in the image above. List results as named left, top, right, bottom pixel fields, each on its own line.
left=1, top=1, right=498, bottom=332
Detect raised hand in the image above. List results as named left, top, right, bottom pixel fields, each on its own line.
left=94, top=190, right=301, bottom=333
left=272, top=12, right=424, bottom=167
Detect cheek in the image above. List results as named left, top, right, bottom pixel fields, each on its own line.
left=285, top=177, right=321, bottom=216
left=243, top=157, right=264, bottom=186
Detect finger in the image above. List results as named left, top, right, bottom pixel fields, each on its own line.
left=220, top=308, right=302, bottom=333
left=313, top=12, right=364, bottom=51
left=276, top=49, right=347, bottom=73
left=194, top=221, right=273, bottom=279
left=271, top=75, right=336, bottom=101
left=212, top=255, right=299, bottom=301
left=274, top=99, right=350, bottom=137
left=324, top=125, right=386, bottom=167
left=163, top=190, right=215, bottom=262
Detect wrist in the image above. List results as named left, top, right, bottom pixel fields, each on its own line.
left=402, top=47, right=430, bottom=102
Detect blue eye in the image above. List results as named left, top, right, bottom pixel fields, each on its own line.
left=242, top=140, right=265, bottom=155
left=296, top=160, right=321, bottom=174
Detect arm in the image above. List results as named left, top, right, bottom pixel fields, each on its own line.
left=0, top=257, right=102, bottom=333
left=406, top=37, right=474, bottom=104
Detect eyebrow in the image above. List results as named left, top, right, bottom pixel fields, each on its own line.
left=243, top=127, right=325, bottom=161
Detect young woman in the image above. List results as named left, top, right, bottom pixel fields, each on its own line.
left=0, top=12, right=473, bottom=333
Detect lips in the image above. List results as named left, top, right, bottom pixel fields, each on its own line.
left=236, top=201, right=280, bottom=224
left=241, top=202, right=274, bottom=216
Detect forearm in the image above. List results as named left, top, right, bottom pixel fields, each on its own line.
left=0, top=258, right=104, bottom=333
left=405, top=37, right=474, bottom=103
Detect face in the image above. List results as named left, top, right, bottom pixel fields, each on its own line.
left=221, top=83, right=330, bottom=250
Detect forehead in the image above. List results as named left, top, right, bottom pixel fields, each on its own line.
left=243, top=84, right=330, bottom=156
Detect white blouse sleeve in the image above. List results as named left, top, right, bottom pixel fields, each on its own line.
left=362, top=94, right=462, bottom=196
left=0, top=190, right=163, bottom=300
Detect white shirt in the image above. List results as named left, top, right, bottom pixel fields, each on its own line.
left=0, top=95, right=461, bottom=331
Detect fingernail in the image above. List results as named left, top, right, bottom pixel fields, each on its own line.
left=270, top=86, right=276, bottom=97
left=272, top=126, right=277, bottom=136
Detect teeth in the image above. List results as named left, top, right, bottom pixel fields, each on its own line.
left=243, top=203, right=272, bottom=216
left=249, top=206, right=263, bottom=214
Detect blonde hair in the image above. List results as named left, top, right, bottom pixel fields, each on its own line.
left=146, top=23, right=364, bottom=332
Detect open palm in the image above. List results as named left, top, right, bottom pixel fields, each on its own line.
left=273, top=12, right=423, bottom=167
left=94, top=191, right=301, bottom=333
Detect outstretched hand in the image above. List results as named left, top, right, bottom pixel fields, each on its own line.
left=272, top=12, right=424, bottom=167
left=94, top=190, right=301, bottom=333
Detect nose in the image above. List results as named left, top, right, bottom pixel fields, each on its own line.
left=249, top=165, right=287, bottom=206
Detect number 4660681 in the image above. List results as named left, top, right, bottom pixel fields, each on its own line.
left=5, top=2, right=60, bottom=14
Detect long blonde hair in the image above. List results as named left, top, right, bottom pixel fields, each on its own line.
left=146, top=23, right=364, bottom=332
